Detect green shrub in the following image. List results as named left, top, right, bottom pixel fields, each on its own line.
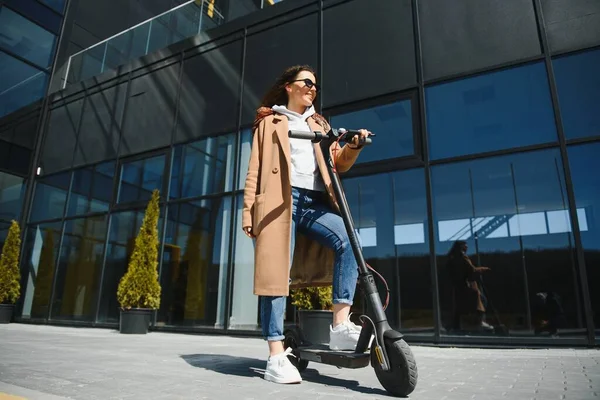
left=117, top=189, right=161, bottom=309
left=0, top=221, right=22, bottom=305
left=290, top=286, right=333, bottom=311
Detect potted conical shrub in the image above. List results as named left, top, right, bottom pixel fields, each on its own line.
left=116, top=189, right=162, bottom=334
left=0, top=221, right=22, bottom=324
left=290, top=286, right=333, bottom=345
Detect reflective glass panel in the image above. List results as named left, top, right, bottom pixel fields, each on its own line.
left=0, top=171, right=26, bottom=221
left=51, top=215, right=107, bottom=321
left=118, top=155, right=165, bottom=204
left=0, top=7, right=57, bottom=67
left=31, top=171, right=71, bottom=222
left=20, top=221, right=62, bottom=319
left=0, top=51, right=48, bottom=118
left=426, top=62, right=557, bottom=160
left=553, top=48, right=600, bottom=140
left=344, top=169, right=432, bottom=334
left=67, top=162, right=115, bottom=217
left=432, top=149, right=586, bottom=337
left=330, top=99, right=414, bottom=164
left=157, top=196, right=232, bottom=328
left=170, top=134, right=236, bottom=200
left=567, top=142, right=600, bottom=337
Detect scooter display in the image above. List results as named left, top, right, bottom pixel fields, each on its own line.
left=283, top=127, right=418, bottom=397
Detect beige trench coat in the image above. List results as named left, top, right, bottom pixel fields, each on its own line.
left=242, top=108, right=363, bottom=296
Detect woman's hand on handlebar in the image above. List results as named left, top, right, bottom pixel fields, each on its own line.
left=348, top=129, right=372, bottom=149
left=243, top=226, right=255, bottom=238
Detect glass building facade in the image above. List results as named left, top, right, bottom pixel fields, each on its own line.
left=3, top=0, right=600, bottom=346
left=0, top=0, right=64, bottom=118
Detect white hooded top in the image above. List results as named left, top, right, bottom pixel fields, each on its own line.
left=272, top=104, right=325, bottom=192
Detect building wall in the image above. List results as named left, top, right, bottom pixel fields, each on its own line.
left=14, top=0, right=600, bottom=346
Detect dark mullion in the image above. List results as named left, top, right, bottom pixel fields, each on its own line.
left=412, top=0, right=441, bottom=344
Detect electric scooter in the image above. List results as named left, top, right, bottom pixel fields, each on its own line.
left=283, top=127, right=418, bottom=397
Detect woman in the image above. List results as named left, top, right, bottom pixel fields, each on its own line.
left=242, top=65, right=371, bottom=384
left=445, top=240, right=493, bottom=332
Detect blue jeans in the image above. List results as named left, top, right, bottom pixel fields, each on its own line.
left=260, top=186, right=360, bottom=341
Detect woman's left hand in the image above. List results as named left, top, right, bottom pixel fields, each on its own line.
left=348, top=129, right=372, bottom=149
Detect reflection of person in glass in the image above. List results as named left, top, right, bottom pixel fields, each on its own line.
left=446, top=240, right=494, bottom=332
left=241, top=65, right=372, bottom=384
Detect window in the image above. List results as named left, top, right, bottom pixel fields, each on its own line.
left=567, top=142, right=600, bottom=337
left=170, top=134, right=236, bottom=200
left=431, top=149, right=586, bottom=337
left=0, top=50, right=48, bottom=118
left=0, top=7, right=57, bottom=68
left=20, top=221, right=62, bottom=319
left=157, top=197, right=232, bottom=328
left=553, top=48, right=600, bottom=140
left=329, top=99, right=414, bottom=164
left=31, top=171, right=71, bottom=222
left=343, top=170, right=432, bottom=332
left=67, top=162, right=115, bottom=217
left=426, top=62, right=557, bottom=160
left=0, top=171, right=26, bottom=221
left=117, top=155, right=165, bottom=204
left=51, top=215, right=107, bottom=321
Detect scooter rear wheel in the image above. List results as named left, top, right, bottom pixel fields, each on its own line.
left=371, top=338, right=418, bottom=397
left=283, top=328, right=309, bottom=372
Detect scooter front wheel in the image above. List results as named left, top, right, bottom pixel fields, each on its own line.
left=371, top=338, right=418, bottom=397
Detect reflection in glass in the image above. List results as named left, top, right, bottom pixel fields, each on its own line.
left=567, top=143, right=600, bottom=336
left=237, top=129, right=252, bottom=190
left=0, top=172, right=26, bottom=221
left=67, top=162, right=115, bottom=216
left=330, top=100, right=414, bottom=164
left=170, top=134, right=235, bottom=200
left=98, top=208, right=164, bottom=323
left=426, top=62, right=557, bottom=160
left=0, top=7, right=57, bottom=68
left=0, top=51, right=49, bottom=118
left=432, top=149, right=585, bottom=337
left=344, top=170, right=432, bottom=333
left=118, top=155, right=165, bottom=204
left=51, top=216, right=107, bottom=321
left=553, top=48, right=600, bottom=140
left=31, top=172, right=71, bottom=222
left=229, top=193, right=260, bottom=330
left=20, top=222, right=62, bottom=319
left=157, top=197, right=232, bottom=328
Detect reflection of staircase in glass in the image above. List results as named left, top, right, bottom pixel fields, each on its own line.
left=446, top=214, right=511, bottom=242
left=472, top=214, right=510, bottom=239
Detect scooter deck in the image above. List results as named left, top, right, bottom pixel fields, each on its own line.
left=297, top=345, right=371, bottom=369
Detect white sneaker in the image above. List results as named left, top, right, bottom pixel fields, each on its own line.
left=264, top=348, right=302, bottom=384
left=329, top=316, right=363, bottom=351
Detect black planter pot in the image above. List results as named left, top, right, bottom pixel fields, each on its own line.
left=297, top=309, right=333, bottom=345
left=0, top=304, right=15, bottom=324
left=119, top=308, right=153, bottom=334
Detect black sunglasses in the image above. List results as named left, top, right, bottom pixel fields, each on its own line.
left=290, top=78, right=320, bottom=91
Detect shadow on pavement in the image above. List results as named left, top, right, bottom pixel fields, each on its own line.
left=181, top=354, right=391, bottom=397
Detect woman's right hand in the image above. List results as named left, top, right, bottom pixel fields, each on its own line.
left=243, top=226, right=255, bottom=238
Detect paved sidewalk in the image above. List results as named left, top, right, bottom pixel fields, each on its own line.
left=0, top=324, right=598, bottom=400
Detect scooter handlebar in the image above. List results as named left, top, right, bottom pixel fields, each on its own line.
left=288, top=128, right=373, bottom=145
